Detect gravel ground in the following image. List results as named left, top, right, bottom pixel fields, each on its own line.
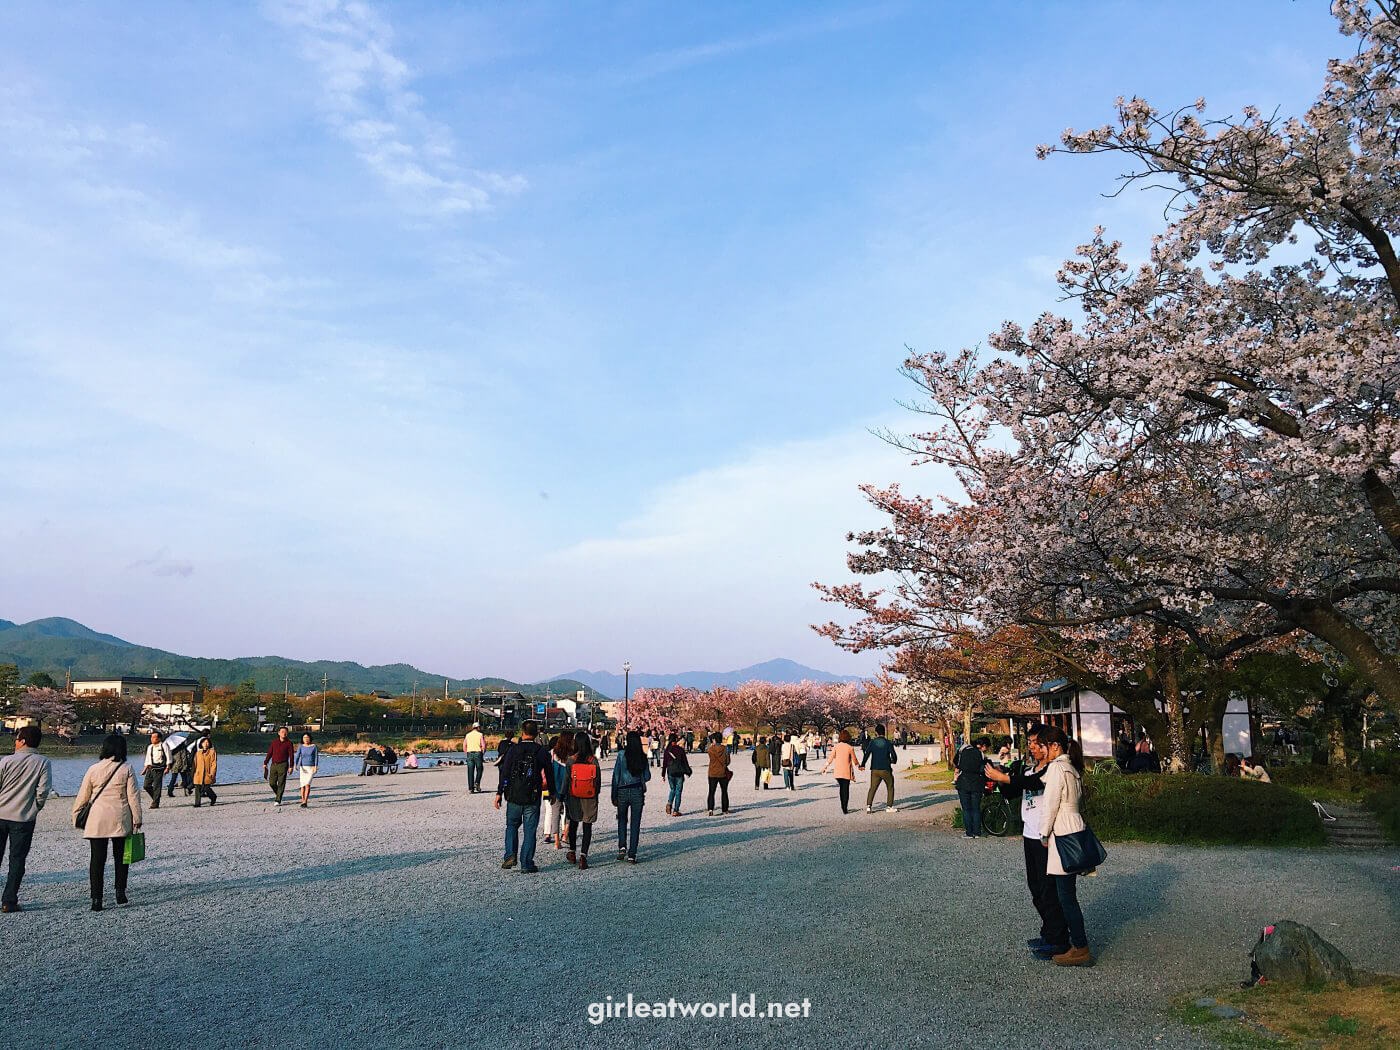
left=3, top=763, right=1396, bottom=1050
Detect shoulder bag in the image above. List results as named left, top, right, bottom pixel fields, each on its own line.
left=1054, top=827, right=1107, bottom=874
left=74, top=760, right=123, bottom=831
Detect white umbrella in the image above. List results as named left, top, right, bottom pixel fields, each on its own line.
left=164, top=732, right=191, bottom=752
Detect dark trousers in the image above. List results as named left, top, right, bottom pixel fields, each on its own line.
left=194, top=784, right=218, bottom=806
left=143, top=767, right=164, bottom=807
left=754, top=766, right=762, bottom=789
left=1053, top=874, right=1088, bottom=948
left=567, top=819, right=593, bottom=856
left=837, top=778, right=852, bottom=813
left=268, top=762, right=288, bottom=802
left=465, top=752, right=484, bottom=792
left=706, top=776, right=730, bottom=813
left=88, top=837, right=129, bottom=903
left=616, top=787, right=644, bottom=857
left=0, top=818, right=37, bottom=906
left=958, top=788, right=983, bottom=836
left=1023, top=837, right=1068, bottom=944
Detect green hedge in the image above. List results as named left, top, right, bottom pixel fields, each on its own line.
left=1366, top=786, right=1400, bottom=846
left=1270, top=763, right=1395, bottom=803
left=1083, top=771, right=1325, bottom=847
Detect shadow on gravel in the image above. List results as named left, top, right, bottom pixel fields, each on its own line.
left=1089, top=860, right=1179, bottom=954
left=148, top=848, right=452, bottom=904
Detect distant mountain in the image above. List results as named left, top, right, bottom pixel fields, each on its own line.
left=556, top=658, right=865, bottom=698
left=0, top=617, right=600, bottom=698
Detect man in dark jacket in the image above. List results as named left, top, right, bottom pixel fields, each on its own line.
left=986, top=724, right=1068, bottom=958
left=859, top=724, right=900, bottom=813
left=955, top=736, right=990, bottom=837
left=494, top=721, right=552, bottom=873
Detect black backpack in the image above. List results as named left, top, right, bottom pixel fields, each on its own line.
left=505, top=744, right=542, bottom=805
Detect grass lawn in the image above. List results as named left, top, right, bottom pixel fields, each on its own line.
left=1179, top=975, right=1400, bottom=1050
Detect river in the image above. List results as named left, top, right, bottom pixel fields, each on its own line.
left=42, top=752, right=494, bottom=795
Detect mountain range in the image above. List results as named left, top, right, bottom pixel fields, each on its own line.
left=555, top=658, right=864, bottom=696
left=0, top=618, right=863, bottom=699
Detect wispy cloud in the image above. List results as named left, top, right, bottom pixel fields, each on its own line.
left=622, top=3, right=905, bottom=83
left=126, top=548, right=195, bottom=579
left=264, top=0, right=524, bottom=216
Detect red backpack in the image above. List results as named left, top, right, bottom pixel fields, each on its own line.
left=570, top=761, right=599, bottom=799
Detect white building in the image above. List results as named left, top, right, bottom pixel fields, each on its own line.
left=72, top=676, right=203, bottom=726
left=1027, top=678, right=1255, bottom=758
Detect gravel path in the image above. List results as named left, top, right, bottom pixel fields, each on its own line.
left=3, top=763, right=1396, bottom=1050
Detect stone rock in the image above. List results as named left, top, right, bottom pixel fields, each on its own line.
left=1250, top=921, right=1356, bottom=986
left=1193, top=997, right=1217, bottom=1008
left=1210, top=1005, right=1244, bottom=1019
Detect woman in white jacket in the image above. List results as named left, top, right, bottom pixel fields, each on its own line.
left=71, top=734, right=143, bottom=912
left=1037, top=725, right=1092, bottom=966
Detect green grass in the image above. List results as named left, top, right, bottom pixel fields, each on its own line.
left=1365, top=785, right=1400, bottom=845
left=1084, top=770, right=1325, bottom=847
left=1271, top=763, right=1396, bottom=806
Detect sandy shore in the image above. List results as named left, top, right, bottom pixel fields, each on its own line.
left=2, top=762, right=1396, bottom=1050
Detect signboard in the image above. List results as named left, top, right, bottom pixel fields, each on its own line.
left=535, top=703, right=547, bottom=716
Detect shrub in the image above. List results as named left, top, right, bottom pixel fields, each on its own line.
left=1083, top=773, right=1325, bottom=847
left=1271, top=763, right=1394, bottom=801
left=1365, top=786, right=1400, bottom=846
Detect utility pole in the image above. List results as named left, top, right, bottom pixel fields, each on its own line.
left=321, top=672, right=328, bottom=731
left=623, top=661, right=632, bottom=729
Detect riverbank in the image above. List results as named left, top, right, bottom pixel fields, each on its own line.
left=4, top=765, right=1396, bottom=1050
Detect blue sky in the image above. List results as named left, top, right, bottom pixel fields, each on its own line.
left=0, top=1, right=1339, bottom=681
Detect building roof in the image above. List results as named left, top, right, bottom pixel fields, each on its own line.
left=1017, top=678, right=1070, bottom=699
left=73, top=676, right=200, bottom=687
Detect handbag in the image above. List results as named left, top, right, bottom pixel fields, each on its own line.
left=123, top=830, right=146, bottom=865
left=1054, top=827, right=1107, bottom=875
left=74, top=761, right=123, bottom=831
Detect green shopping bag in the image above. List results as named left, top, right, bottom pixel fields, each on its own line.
left=123, top=831, right=146, bottom=865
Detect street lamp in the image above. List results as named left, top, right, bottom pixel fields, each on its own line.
left=622, top=661, right=632, bottom=729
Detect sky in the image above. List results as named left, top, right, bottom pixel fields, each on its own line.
left=0, top=0, right=1342, bottom=681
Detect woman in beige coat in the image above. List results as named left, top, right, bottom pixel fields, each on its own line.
left=71, top=734, right=143, bottom=911
left=1038, top=725, right=1092, bottom=966
left=193, top=736, right=218, bottom=807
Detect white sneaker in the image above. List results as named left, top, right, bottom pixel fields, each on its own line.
left=866, top=806, right=873, bottom=813
left=706, top=809, right=714, bottom=816
left=886, top=806, right=899, bottom=813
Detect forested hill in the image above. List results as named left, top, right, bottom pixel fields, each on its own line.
left=0, top=617, right=597, bottom=697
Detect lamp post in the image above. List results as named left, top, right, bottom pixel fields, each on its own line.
left=622, top=661, right=632, bottom=729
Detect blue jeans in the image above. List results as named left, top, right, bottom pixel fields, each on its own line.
left=666, top=774, right=684, bottom=811
left=782, top=767, right=795, bottom=789
left=0, top=818, right=36, bottom=907
left=616, top=787, right=644, bottom=858
left=504, top=801, right=541, bottom=869
left=958, top=788, right=983, bottom=836
left=465, top=752, right=484, bottom=792
left=1053, top=874, right=1087, bottom=948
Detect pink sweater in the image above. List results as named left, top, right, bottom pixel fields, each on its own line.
left=826, top=742, right=858, bottom=780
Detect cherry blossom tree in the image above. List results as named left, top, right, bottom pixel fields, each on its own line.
left=19, top=687, right=76, bottom=732
left=820, top=2, right=1400, bottom=751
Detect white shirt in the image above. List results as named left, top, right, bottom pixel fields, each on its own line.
left=145, top=742, right=171, bottom=768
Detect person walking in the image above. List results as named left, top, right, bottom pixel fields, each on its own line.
left=794, top=733, right=809, bottom=774
left=263, top=727, right=295, bottom=807
left=955, top=736, right=991, bottom=837
left=462, top=722, right=486, bottom=793
left=545, top=731, right=575, bottom=847
left=612, top=730, right=651, bottom=862
left=662, top=733, right=690, bottom=816
left=72, top=734, right=142, bottom=911
left=564, top=733, right=602, bottom=869
left=141, top=731, right=171, bottom=809
left=984, top=724, right=1068, bottom=959
left=1038, top=726, right=1093, bottom=966
left=166, top=743, right=190, bottom=800
left=820, top=729, right=859, bottom=814
left=192, top=737, right=218, bottom=808
left=752, top=737, right=770, bottom=790
left=859, top=723, right=900, bottom=813
left=495, top=721, right=552, bottom=873
left=780, top=734, right=796, bottom=790
left=494, top=731, right=515, bottom=792
left=294, top=733, right=319, bottom=809
left=0, top=725, right=52, bottom=913
left=705, top=731, right=731, bottom=815
left=768, top=733, right=783, bottom=785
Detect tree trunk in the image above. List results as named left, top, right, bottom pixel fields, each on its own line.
left=1161, top=656, right=1191, bottom=773
left=1327, top=718, right=1348, bottom=768
left=1294, top=606, right=1400, bottom=714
